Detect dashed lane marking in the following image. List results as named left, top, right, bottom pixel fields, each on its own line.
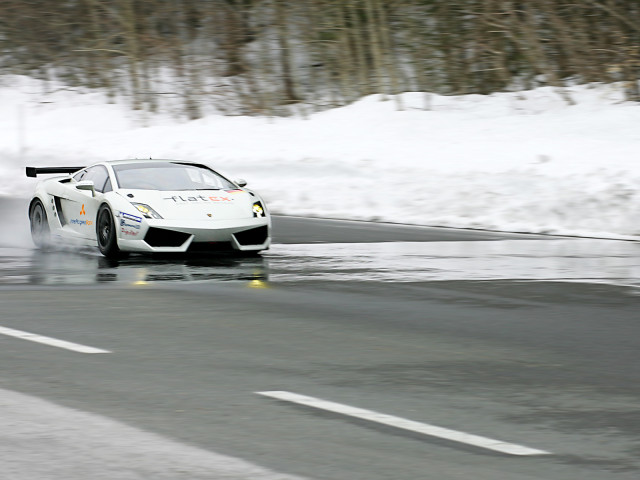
left=0, top=325, right=111, bottom=353
left=257, top=390, right=551, bottom=456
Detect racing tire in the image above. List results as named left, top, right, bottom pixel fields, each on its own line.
left=29, top=200, right=50, bottom=249
left=96, top=205, right=122, bottom=259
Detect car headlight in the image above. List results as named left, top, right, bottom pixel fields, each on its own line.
left=131, top=202, right=163, bottom=219
left=252, top=201, right=266, bottom=218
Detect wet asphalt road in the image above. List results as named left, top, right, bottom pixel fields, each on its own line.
left=1, top=197, right=640, bottom=480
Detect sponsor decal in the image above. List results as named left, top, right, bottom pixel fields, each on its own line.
left=120, top=212, right=142, bottom=223
left=70, top=218, right=93, bottom=226
left=120, top=219, right=141, bottom=230
left=80, top=204, right=86, bottom=215
left=225, top=189, right=244, bottom=194
left=163, top=195, right=232, bottom=203
left=121, top=228, right=139, bottom=236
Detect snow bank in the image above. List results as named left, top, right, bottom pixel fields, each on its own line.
left=1, top=75, right=639, bottom=238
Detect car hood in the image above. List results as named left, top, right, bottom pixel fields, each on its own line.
left=118, top=189, right=255, bottom=220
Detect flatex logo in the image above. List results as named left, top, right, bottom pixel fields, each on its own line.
left=163, top=195, right=232, bottom=203
left=80, top=204, right=86, bottom=215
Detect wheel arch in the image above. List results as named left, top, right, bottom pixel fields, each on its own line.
left=28, top=195, right=54, bottom=227
left=28, top=195, right=45, bottom=213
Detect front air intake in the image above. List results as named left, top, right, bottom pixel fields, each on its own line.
left=233, top=226, right=269, bottom=246
left=144, top=227, right=191, bottom=247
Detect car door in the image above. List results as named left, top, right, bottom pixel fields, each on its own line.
left=60, top=165, right=111, bottom=239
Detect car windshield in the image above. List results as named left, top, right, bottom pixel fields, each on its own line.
left=113, top=162, right=237, bottom=191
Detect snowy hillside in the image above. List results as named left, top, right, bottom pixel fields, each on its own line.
left=1, top=75, right=639, bottom=239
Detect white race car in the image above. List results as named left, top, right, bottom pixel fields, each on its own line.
left=26, top=159, right=271, bottom=258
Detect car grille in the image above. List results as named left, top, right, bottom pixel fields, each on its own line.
left=233, top=226, right=269, bottom=246
left=144, top=227, right=191, bottom=247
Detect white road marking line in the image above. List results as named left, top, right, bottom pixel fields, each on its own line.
left=257, top=391, right=551, bottom=456
left=2, top=387, right=308, bottom=480
left=0, top=325, right=111, bottom=354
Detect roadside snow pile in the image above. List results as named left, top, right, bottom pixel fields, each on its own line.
left=1, top=75, right=639, bottom=238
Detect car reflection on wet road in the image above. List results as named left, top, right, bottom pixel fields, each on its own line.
left=0, top=248, right=269, bottom=286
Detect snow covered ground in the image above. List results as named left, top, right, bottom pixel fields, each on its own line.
left=1, top=75, right=639, bottom=239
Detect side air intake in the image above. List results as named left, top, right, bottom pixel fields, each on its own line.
left=233, top=226, right=269, bottom=246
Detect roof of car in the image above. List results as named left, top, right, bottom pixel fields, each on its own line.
left=103, top=159, right=195, bottom=166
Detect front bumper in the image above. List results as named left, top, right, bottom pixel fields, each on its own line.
left=116, top=217, right=271, bottom=253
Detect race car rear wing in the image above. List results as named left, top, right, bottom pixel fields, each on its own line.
left=26, top=166, right=85, bottom=178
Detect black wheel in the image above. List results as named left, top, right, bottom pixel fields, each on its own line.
left=29, top=200, right=50, bottom=249
left=96, top=205, right=121, bottom=258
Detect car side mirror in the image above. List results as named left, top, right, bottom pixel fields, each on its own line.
left=75, top=180, right=96, bottom=197
left=235, top=179, right=248, bottom=187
